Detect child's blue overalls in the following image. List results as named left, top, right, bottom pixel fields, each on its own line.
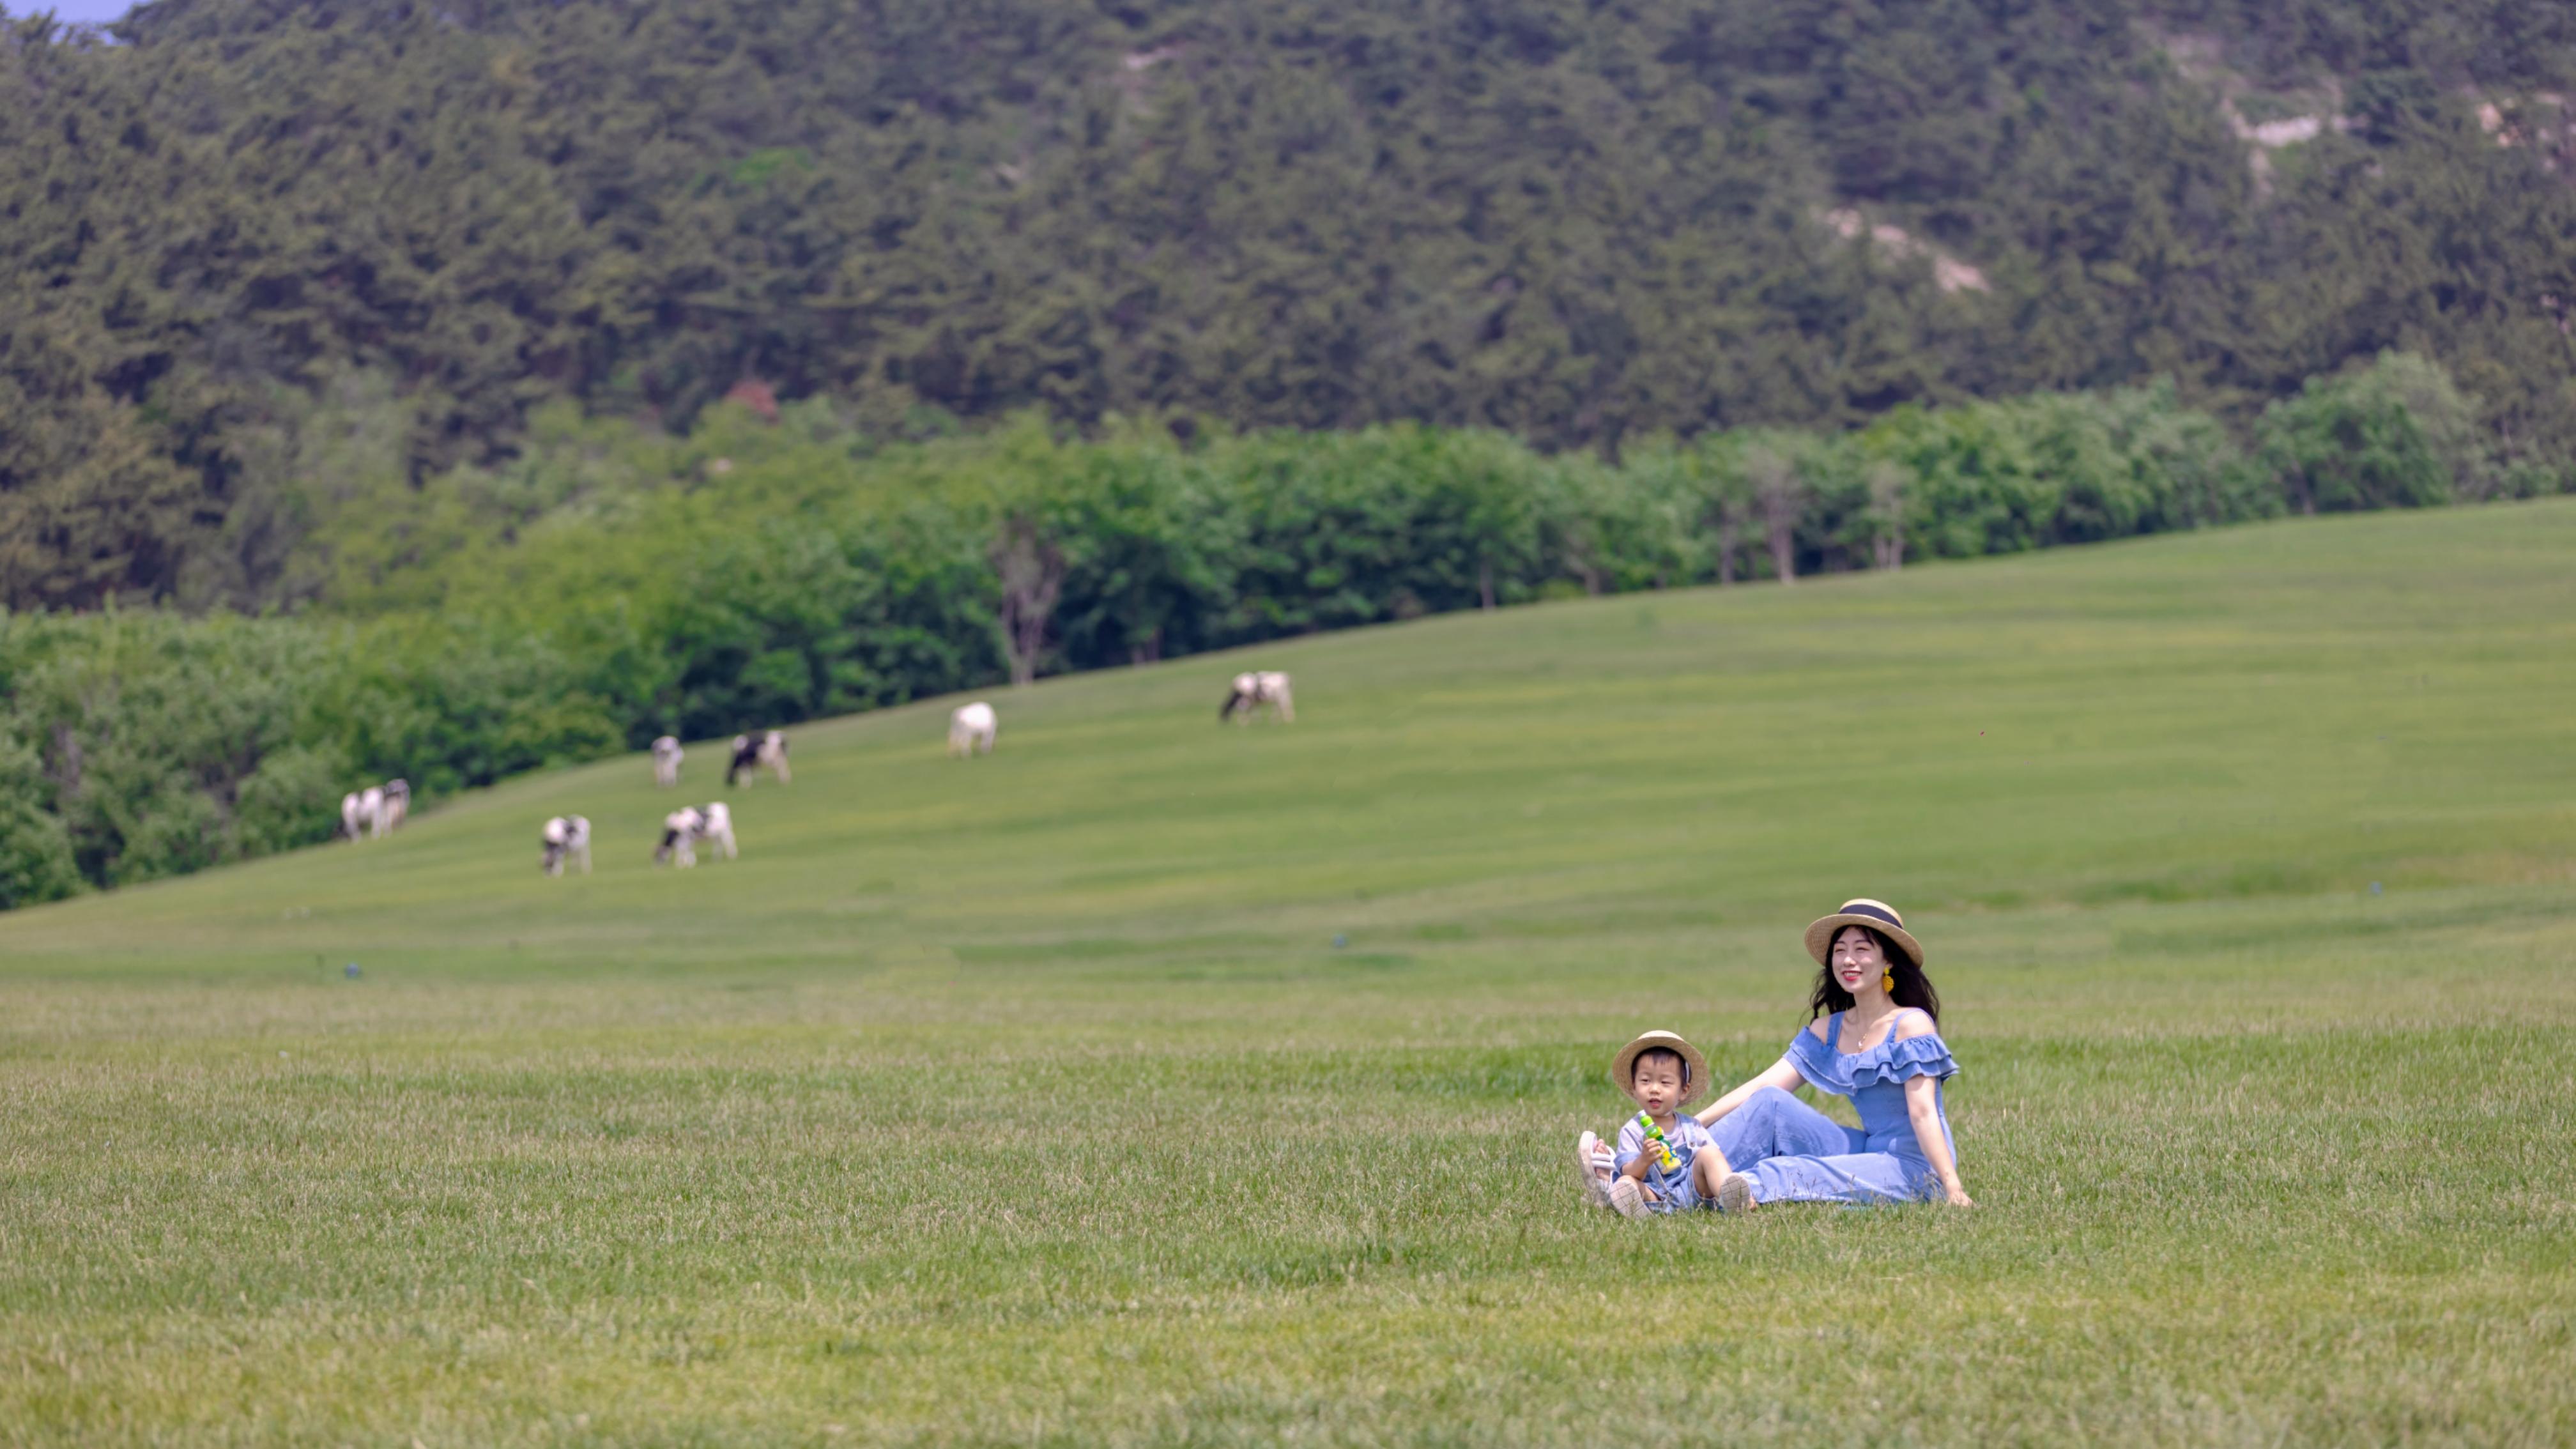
left=1613, top=1112, right=1717, bottom=1212
left=1705, top=1010, right=1958, bottom=1205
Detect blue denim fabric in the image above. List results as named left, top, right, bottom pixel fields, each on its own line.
left=1705, top=1012, right=1959, bottom=1206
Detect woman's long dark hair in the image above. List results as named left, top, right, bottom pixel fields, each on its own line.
left=1807, top=926, right=1942, bottom=1025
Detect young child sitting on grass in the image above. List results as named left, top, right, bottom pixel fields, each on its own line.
left=1577, top=1030, right=1753, bottom=1217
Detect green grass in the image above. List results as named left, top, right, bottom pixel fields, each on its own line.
left=6, top=502, right=2576, bottom=1446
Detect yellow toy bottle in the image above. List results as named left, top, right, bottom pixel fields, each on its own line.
left=1636, top=1111, right=1678, bottom=1172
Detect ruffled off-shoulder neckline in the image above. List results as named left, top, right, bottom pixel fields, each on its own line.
left=1788, top=1014, right=1959, bottom=1094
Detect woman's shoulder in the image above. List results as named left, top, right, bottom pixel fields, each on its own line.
left=1853, top=1010, right=1958, bottom=1085
left=1783, top=1017, right=1847, bottom=1094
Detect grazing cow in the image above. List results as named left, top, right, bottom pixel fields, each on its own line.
left=947, top=701, right=998, bottom=756
left=540, top=815, right=592, bottom=877
left=1219, top=670, right=1295, bottom=723
left=656, top=806, right=706, bottom=868
left=694, top=801, right=737, bottom=861
left=379, top=778, right=410, bottom=834
left=651, top=735, right=684, bottom=788
left=345, top=785, right=387, bottom=840
left=726, top=730, right=790, bottom=786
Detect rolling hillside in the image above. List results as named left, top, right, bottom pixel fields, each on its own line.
left=10, top=500, right=2572, bottom=979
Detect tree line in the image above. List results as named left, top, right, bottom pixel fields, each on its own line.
left=0, top=349, right=2543, bottom=908
left=4, top=0, right=2575, bottom=612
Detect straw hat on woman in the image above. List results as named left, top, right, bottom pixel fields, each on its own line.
left=1577, top=898, right=1971, bottom=1211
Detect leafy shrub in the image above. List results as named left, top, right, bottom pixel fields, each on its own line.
left=0, top=736, right=81, bottom=910
left=2257, top=351, right=2493, bottom=513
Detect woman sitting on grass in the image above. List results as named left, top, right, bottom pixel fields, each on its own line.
left=1579, top=898, right=1972, bottom=1210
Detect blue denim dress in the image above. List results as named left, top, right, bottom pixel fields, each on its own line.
left=1705, top=1010, right=1959, bottom=1206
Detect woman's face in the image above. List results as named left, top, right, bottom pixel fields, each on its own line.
left=1829, top=926, right=1883, bottom=995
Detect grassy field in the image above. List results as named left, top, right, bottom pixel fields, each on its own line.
left=5, top=502, right=2576, bottom=1446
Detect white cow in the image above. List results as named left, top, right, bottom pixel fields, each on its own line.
left=341, top=785, right=387, bottom=841
left=1219, top=671, right=1294, bottom=723
left=656, top=806, right=706, bottom=868
left=948, top=701, right=998, bottom=756
left=727, top=730, right=789, bottom=786
left=652, top=735, right=684, bottom=788
left=694, top=801, right=737, bottom=861
left=540, top=815, right=592, bottom=876
left=379, top=778, right=410, bottom=834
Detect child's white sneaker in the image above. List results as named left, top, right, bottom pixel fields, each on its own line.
left=1607, top=1176, right=1652, bottom=1220
left=1574, top=1131, right=1614, bottom=1208
left=1713, top=1172, right=1756, bottom=1215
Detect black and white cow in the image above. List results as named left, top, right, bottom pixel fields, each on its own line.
left=656, top=806, right=706, bottom=867
left=652, top=735, right=684, bottom=788
left=540, top=815, right=592, bottom=876
left=341, top=780, right=411, bottom=840
left=1218, top=671, right=1295, bottom=723
left=726, top=730, right=790, bottom=786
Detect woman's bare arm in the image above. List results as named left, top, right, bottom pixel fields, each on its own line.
left=1693, top=1056, right=1805, bottom=1126
left=1902, top=1072, right=1971, bottom=1206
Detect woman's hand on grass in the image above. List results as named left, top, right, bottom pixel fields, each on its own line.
left=1943, top=1185, right=1975, bottom=1208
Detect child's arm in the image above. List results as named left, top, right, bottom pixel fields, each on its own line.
left=1611, top=1119, right=1653, bottom=1181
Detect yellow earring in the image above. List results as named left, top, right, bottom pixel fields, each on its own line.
left=1882, top=970, right=1895, bottom=994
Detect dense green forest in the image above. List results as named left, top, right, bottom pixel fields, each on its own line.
left=4, top=0, right=2573, bottom=610
left=1, top=0, right=2572, bottom=905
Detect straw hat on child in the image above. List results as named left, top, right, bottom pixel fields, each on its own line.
left=1803, top=897, right=1925, bottom=969
left=1609, top=1030, right=1710, bottom=1107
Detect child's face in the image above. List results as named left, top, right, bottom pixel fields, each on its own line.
left=1629, top=1056, right=1684, bottom=1116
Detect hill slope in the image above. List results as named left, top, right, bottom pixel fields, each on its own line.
left=10, top=500, right=2572, bottom=976
left=3, top=505, right=2574, bottom=1444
